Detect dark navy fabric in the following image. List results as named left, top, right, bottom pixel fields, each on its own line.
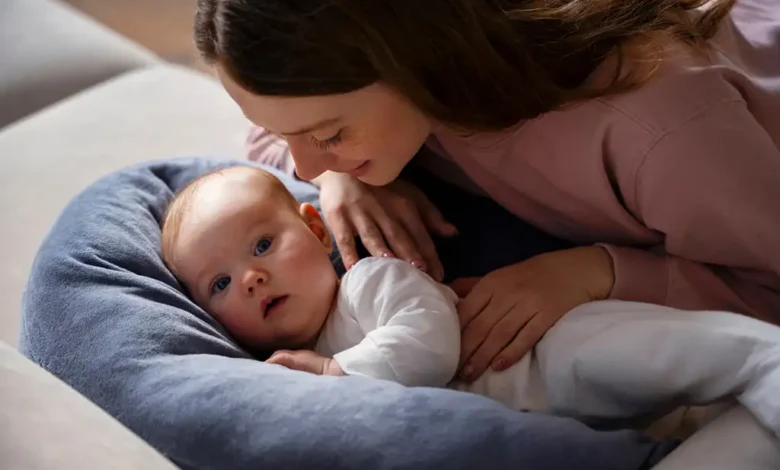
left=20, top=158, right=673, bottom=470
left=397, top=165, right=572, bottom=282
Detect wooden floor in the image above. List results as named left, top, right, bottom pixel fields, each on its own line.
left=63, top=0, right=206, bottom=71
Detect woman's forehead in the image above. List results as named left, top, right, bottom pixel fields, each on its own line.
left=216, top=67, right=388, bottom=132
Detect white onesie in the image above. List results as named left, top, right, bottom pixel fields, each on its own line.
left=314, top=257, right=780, bottom=436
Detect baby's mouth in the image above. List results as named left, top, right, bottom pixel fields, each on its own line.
left=261, top=295, right=288, bottom=319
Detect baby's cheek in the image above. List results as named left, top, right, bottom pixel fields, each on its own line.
left=284, top=237, right=325, bottom=268
left=219, top=301, right=264, bottom=338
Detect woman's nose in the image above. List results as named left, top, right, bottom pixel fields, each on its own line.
left=288, top=142, right=333, bottom=180
left=241, top=268, right=268, bottom=295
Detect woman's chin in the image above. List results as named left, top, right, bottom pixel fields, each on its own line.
left=357, top=165, right=402, bottom=186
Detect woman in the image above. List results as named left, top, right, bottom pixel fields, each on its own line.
left=194, top=0, right=780, bottom=382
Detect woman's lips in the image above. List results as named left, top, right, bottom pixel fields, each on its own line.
left=345, top=161, right=370, bottom=177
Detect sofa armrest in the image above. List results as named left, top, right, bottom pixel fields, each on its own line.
left=0, top=0, right=158, bottom=128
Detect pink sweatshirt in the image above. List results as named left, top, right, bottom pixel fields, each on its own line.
left=248, top=1, right=780, bottom=323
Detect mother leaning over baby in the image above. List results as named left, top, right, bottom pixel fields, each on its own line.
left=194, top=0, right=780, bottom=381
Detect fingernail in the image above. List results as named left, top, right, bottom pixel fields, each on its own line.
left=381, top=252, right=393, bottom=258
left=462, top=364, right=473, bottom=379
left=411, top=260, right=427, bottom=271
left=493, top=359, right=506, bottom=371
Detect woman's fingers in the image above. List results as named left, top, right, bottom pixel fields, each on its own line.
left=374, top=211, right=425, bottom=271
left=350, top=207, right=393, bottom=259
left=398, top=206, right=443, bottom=281
left=493, top=311, right=550, bottom=371
left=326, top=209, right=359, bottom=269
left=458, top=295, right=505, bottom=370
left=461, top=307, right=532, bottom=381
left=320, top=177, right=446, bottom=277
left=449, top=277, right=481, bottom=298
left=456, top=280, right=493, bottom=329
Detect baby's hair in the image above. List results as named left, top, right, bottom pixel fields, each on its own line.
left=160, top=166, right=299, bottom=270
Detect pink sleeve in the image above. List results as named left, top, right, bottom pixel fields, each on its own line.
left=245, top=125, right=297, bottom=177
left=603, top=100, right=780, bottom=324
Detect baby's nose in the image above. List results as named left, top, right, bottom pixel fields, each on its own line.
left=242, top=269, right=268, bottom=294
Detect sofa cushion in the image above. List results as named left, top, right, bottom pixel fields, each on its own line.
left=0, top=65, right=251, bottom=344
left=0, top=0, right=157, bottom=128
left=0, top=341, right=179, bottom=470
left=653, top=405, right=780, bottom=470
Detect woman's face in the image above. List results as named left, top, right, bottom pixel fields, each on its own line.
left=217, top=67, right=431, bottom=186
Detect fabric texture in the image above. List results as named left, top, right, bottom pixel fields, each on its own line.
left=0, top=0, right=157, bottom=128
left=314, top=256, right=780, bottom=437
left=20, top=158, right=673, bottom=470
left=0, top=341, right=178, bottom=470
left=652, top=405, right=780, bottom=470
left=536, top=301, right=780, bottom=436
left=316, top=257, right=460, bottom=387
left=426, top=0, right=780, bottom=322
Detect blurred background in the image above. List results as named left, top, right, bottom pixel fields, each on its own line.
left=64, top=0, right=207, bottom=72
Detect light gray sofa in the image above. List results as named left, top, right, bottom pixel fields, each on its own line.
left=0, top=1, right=778, bottom=468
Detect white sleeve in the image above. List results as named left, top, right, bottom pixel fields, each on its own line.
left=333, top=258, right=460, bottom=388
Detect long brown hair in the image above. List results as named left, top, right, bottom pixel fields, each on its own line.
left=194, top=0, right=735, bottom=131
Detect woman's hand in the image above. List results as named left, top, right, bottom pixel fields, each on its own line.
left=267, top=350, right=344, bottom=376
left=318, top=172, right=457, bottom=281
left=455, top=246, right=615, bottom=382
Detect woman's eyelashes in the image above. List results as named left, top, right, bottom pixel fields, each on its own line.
left=309, top=129, right=344, bottom=150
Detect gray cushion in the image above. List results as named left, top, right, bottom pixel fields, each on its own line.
left=19, top=158, right=671, bottom=470
left=0, top=0, right=157, bottom=128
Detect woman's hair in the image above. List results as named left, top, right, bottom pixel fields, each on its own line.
left=194, top=0, right=735, bottom=131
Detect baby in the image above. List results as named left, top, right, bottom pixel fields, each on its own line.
left=162, top=165, right=780, bottom=435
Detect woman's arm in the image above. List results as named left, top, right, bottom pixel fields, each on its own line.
left=606, top=100, right=780, bottom=323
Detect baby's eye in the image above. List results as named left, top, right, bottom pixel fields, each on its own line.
left=255, top=237, right=272, bottom=256
left=211, top=276, right=231, bottom=294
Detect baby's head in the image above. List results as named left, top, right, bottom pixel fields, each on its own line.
left=161, top=166, right=338, bottom=352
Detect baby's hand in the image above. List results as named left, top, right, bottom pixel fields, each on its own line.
left=267, top=350, right=344, bottom=376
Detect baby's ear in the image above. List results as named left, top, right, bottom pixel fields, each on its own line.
left=299, top=203, right=332, bottom=253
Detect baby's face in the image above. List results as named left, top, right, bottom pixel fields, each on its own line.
left=166, top=168, right=338, bottom=351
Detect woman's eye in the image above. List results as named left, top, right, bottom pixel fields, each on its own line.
left=309, top=130, right=344, bottom=150
left=211, top=276, right=231, bottom=294
left=255, top=237, right=272, bottom=255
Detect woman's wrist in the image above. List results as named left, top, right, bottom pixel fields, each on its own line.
left=585, top=246, right=615, bottom=300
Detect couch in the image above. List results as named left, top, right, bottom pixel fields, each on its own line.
left=0, top=1, right=778, bottom=468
